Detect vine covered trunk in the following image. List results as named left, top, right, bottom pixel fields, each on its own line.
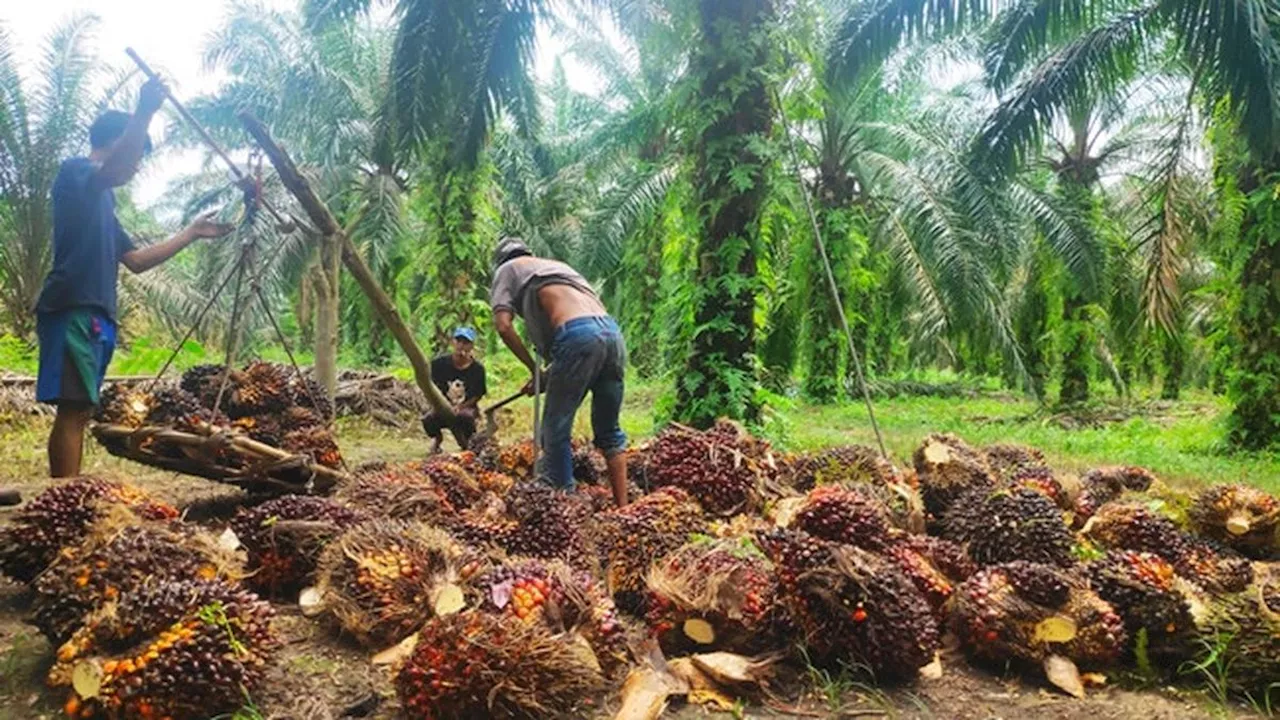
left=1059, top=290, right=1092, bottom=405
left=676, top=0, right=777, bottom=428
left=1228, top=167, right=1280, bottom=449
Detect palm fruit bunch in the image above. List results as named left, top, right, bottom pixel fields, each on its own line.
left=596, top=487, right=706, bottom=613
left=49, top=579, right=277, bottom=720
left=142, top=387, right=209, bottom=430
left=93, top=384, right=153, bottom=427
left=942, top=487, right=1075, bottom=568
left=1192, top=587, right=1280, bottom=704
left=0, top=477, right=178, bottom=583
left=912, top=433, right=997, bottom=528
left=179, top=363, right=228, bottom=407
left=335, top=464, right=456, bottom=522
left=758, top=529, right=939, bottom=681
left=282, top=426, right=343, bottom=469
left=227, top=360, right=293, bottom=417
left=783, top=444, right=905, bottom=493
left=1006, top=465, right=1071, bottom=510
left=287, top=373, right=334, bottom=421
left=471, top=557, right=629, bottom=673
left=644, top=537, right=783, bottom=654
left=1188, top=484, right=1280, bottom=559
left=884, top=536, right=976, bottom=617
left=230, top=414, right=286, bottom=447
left=315, top=520, right=469, bottom=649
left=949, top=561, right=1126, bottom=684
left=983, top=443, right=1049, bottom=482
left=646, top=421, right=773, bottom=516
left=396, top=610, right=605, bottom=720
left=1082, top=502, right=1253, bottom=592
left=1084, top=551, right=1197, bottom=665
left=32, top=520, right=240, bottom=645
left=231, top=496, right=366, bottom=596
left=420, top=457, right=485, bottom=510
left=495, top=439, right=538, bottom=479
left=573, top=441, right=607, bottom=485
left=501, top=481, right=596, bottom=570
left=1073, top=466, right=1158, bottom=526
left=792, top=485, right=895, bottom=552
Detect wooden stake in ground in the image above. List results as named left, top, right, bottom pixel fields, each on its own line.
left=237, top=112, right=452, bottom=418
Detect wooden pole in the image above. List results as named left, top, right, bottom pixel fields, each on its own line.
left=237, top=111, right=453, bottom=418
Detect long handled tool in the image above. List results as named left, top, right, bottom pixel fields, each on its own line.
left=481, top=391, right=526, bottom=439
left=124, top=47, right=297, bottom=232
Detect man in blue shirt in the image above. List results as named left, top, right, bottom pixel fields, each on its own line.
left=36, top=78, right=232, bottom=477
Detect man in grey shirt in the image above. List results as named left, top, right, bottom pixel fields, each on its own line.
left=490, top=237, right=629, bottom=506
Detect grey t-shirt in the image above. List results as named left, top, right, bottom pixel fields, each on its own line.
left=490, top=257, right=599, bottom=357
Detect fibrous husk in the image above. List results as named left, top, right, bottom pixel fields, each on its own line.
left=646, top=421, right=775, bottom=517
left=316, top=520, right=471, bottom=648
left=336, top=463, right=457, bottom=522
left=32, top=517, right=242, bottom=645
left=231, top=495, right=366, bottom=596
left=0, top=477, right=178, bottom=583
left=912, top=433, right=997, bottom=528
left=949, top=561, right=1126, bottom=676
left=471, top=557, right=631, bottom=677
left=396, top=610, right=605, bottom=719
left=1083, top=551, right=1198, bottom=666
left=644, top=537, right=784, bottom=655
left=596, top=487, right=706, bottom=613
left=782, top=445, right=906, bottom=493
left=48, top=579, right=277, bottom=720
left=983, top=444, right=1049, bottom=483
left=943, top=487, right=1075, bottom=568
left=1188, top=484, right=1280, bottom=559
left=1193, top=584, right=1280, bottom=705
left=1082, top=502, right=1253, bottom=593
left=759, top=529, right=939, bottom=681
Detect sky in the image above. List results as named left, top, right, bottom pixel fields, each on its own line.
left=2, top=0, right=586, bottom=213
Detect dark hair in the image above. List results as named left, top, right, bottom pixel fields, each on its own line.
left=89, top=111, right=152, bottom=153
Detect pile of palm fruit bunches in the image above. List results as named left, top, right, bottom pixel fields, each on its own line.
left=94, top=360, right=342, bottom=470
left=3, top=422, right=1280, bottom=718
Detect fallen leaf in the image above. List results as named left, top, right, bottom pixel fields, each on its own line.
left=1044, top=655, right=1085, bottom=698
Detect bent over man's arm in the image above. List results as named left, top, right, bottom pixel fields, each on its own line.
left=495, top=309, right=538, bottom=375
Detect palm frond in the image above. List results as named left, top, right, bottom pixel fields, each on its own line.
left=828, top=0, right=990, bottom=85
left=972, top=5, right=1155, bottom=176
left=1164, top=0, right=1280, bottom=159
left=580, top=162, right=677, bottom=279
left=982, top=0, right=1098, bottom=93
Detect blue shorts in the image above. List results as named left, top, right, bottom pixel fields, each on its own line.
left=36, top=309, right=117, bottom=407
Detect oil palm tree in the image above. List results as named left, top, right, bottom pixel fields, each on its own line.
left=304, top=0, right=549, bottom=346
left=972, top=0, right=1278, bottom=444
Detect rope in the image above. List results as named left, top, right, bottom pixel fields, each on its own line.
left=773, top=93, right=889, bottom=460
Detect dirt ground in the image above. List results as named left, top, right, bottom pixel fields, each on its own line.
left=0, top=418, right=1261, bottom=719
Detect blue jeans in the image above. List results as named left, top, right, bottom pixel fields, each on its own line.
left=539, top=316, right=627, bottom=490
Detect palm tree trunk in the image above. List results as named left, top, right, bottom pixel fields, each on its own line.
left=804, top=204, right=853, bottom=403
left=1059, top=289, right=1092, bottom=405
left=312, top=233, right=341, bottom=400
left=676, top=0, right=776, bottom=428
left=1160, top=328, right=1185, bottom=401
left=1228, top=164, right=1280, bottom=449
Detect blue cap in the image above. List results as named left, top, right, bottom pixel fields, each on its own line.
left=453, top=327, right=477, bottom=343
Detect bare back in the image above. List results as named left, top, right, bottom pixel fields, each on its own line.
left=537, top=283, right=607, bottom=329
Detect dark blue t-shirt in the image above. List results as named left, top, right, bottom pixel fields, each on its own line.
left=36, top=157, right=135, bottom=320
